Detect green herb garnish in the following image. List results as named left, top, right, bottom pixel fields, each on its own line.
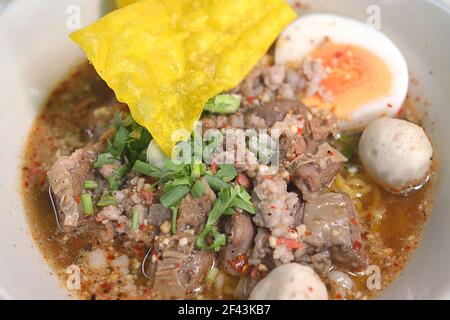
left=83, top=180, right=98, bottom=190
left=163, top=176, right=192, bottom=193
left=107, top=164, right=129, bottom=191
left=196, top=225, right=227, bottom=252
left=94, top=153, right=116, bottom=168
left=94, top=112, right=152, bottom=192
left=80, top=193, right=94, bottom=215
left=131, top=208, right=139, bottom=231
left=160, top=185, right=191, bottom=208
left=106, top=125, right=129, bottom=157
left=171, top=204, right=179, bottom=234
left=204, top=94, right=241, bottom=114
left=216, top=164, right=238, bottom=182
left=334, top=133, right=359, bottom=159
left=196, top=185, right=256, bottom=251
left=191, top=180, right=206, bottom=198
left=204, top=174, right=230, bottom=192
left=97, top=195, right=117, bottom=207
left=133, top=160, right=161, bottom=178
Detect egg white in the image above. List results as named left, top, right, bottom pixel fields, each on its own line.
left=275, top=14, right=409, bottom=131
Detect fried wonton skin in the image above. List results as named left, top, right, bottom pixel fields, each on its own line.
left=71, top=0, right=296, bottom=155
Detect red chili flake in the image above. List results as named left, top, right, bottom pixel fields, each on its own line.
left=277, top=237, right=303, bottom=250
left=366, top=212, right=373, bottom=220
left=236, top=173, right=251, bottom=188
left=389, top=187, right=401, bottom=194
left=350, top=218, right=358, bottom=225
left=106, top=254, right=115, bottom=262
left=308, top=286, right=314, bottom=292
left=210, top=161, right=218, bottom=174
left=73, top=195, right=81, bottom=204
left=335, top=293, right=343, bottom=300
left=271, top=205, right=277, bottom=209
left=246, top=96, right=255, bottom=104
left=327, top=150, right=334, bottom=156
left=335, top=51, right=344, bottom=59
left=228, top=254, right=249, bottom=274
left=352, top=240, right=362, bottom=251
left=265, top=175, right=273, bottom=180
left=297, top=127, right=303, bottom=135
left=395, top=107, right=404, bottom=117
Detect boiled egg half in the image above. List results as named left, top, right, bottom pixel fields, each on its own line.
left=275, top=14, right=409, bottom=131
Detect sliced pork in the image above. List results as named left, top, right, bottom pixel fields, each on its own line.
left=47, top=143, right=102, bottom=228
left=151, top=233, right=214, bottom=298
left=177, top=178, right=216, bottom=232
left=303, top=192, right=367, bottom=269
left=220, top=213, right=255, bottom=276
left=289, top=143, right=347, bottom=198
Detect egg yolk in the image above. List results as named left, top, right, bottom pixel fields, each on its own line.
left=301, top=41, right=392, bottom=120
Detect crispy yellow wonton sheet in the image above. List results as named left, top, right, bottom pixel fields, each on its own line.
left=71, top=0, right=296, bottom=155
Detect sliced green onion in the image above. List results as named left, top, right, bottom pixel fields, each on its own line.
left=204, top=94, right=241, bottom=114
left=205, top=267, right=219, bottom=283
left=80, top=193, right=94, bottom=215
left=83, top=180, right=98, bottom=190
left=334, top=133, right=359, bottom=159
left=204, top=174, right=230, bottom=192
left=171, top=204, right=179, bottom=234
left=230, top=197, right=256, bottom=214
left=107, top=125, right=129, bottom=157
left=206, top=187, right=237, bottom=226
left=134, top=160, right=162, bottom=178
left=190, top=163, right=202, bottom=179
left=235, top=185, right=252, bottom=201
left=233, top=185, right=256, bottom=214
left=97, top=195, right=117, bottom=207
left=163, top=176, right=192, bottom=192
left=108, top=165, right=129, bottom=191
left=191, top=180, right=206, bottom=198
left=196, top=225, right=226, bottom=252
left=160, top=185, right=190, bottom=208
left=131, top=208, right=139, bottom=231
left=114, top=112, right=123, bottom=129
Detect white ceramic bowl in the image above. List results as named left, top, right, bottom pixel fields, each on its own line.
left=0, top=0, right=449, bottom=299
